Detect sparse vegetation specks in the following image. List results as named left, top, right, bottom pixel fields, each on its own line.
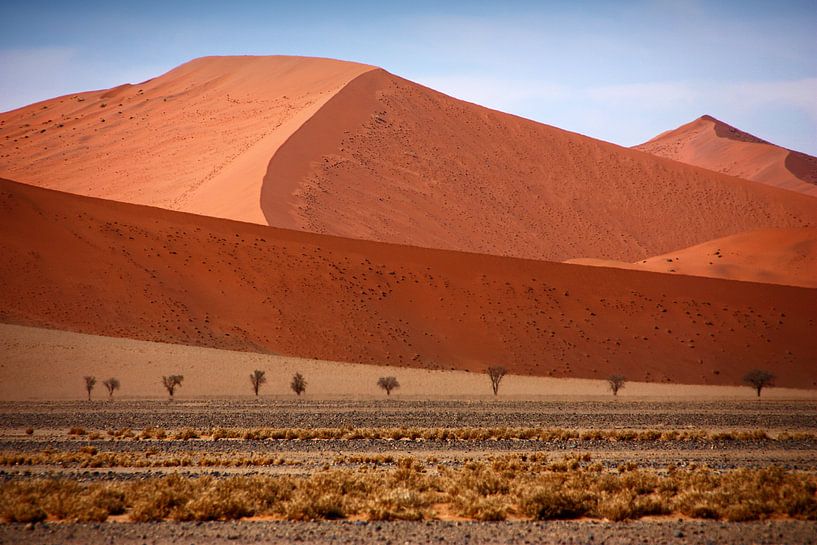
left=743, top=369, right=775, bottom=397
left=161, top=375, right=184, bottom=400
left=250, top=370, right=266, bottom=396
left=291, top=373, right=307, bottom=396
left=377, top=376, right=400, bottom=396
left=83, top=376, right=96, bottom=401
left=487, top=366, right=507, bottom=396
left=608, top=374, right=626, bottom=396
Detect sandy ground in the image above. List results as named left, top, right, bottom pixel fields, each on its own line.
left=636, top=115, right=817, bottom=196
left=2, top=324, right=814, bottom=401
left=567, top=227, right=817, bottom=288
left=0, top=56, right=373, bottom=223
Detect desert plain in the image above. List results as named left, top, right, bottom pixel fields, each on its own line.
left=0, top=54, right=816, bottom=544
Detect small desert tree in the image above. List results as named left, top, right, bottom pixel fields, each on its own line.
left=291, top=373, right=307, bottom=396
left=162, top=375, right=184, bottom=400
left=250, top=370, right=267, bottom=396
left=608, top=374, right=626, bottom=396
left=83, top=376, right=96, bottom=401
left=743, top=369, right=774, bottom=398
left=487, top=366, right=507, bottom=396
left=102, top=378, right=120, bottom=400
left=377, top=376, right=400, bottom=396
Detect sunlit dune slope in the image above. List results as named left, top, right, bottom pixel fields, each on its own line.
left=1, top=178, right=814, bottom=388
left=567, top=228, right=817, bottom=288
left=635, top=115, right=817, bottom=197
left=0, top=55, right=374, bottom=223
left=261, top=70, right=817, bottom=261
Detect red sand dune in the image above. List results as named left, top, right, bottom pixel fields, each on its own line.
left=635, top=115, right=817, bottom=197
left=1, top=178, right=814, bottom=388
left=567, top=228, right=817, bottom=288
left=260, top=70, right=817, bottom=262
left=0, top=56, right=374, bottom=223
left=2, top=57, right=816, bottom=263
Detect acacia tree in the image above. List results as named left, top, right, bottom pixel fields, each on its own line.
left=250, top=370, right=267, bottom=396
left=83, top=376, right=96, bottom=401
left=102, top=378, right=120, bottom=400
left=607, top=374, right=626, bottom=396
left=377, top=376, right=400, bottom=396
left=743, top=369, right=775, bottom=398
left=162, top=375, right=184, bottom=400
left=291, top=373, right=307, bottom=396
left=487, top=366, right=507, bottom=396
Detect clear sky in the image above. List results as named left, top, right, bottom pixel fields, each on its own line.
left=1, top=0, right=815, bottom=154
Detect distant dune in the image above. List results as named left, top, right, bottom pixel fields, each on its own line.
left=0, top=56, right=374, bottom=223
left=1, top=178, right=815, bottom=389
left=635, top=115, right=817, bottom=197
left=2, top=57, right=816, bottom=263
left=567, top=228, right=817, bottom=288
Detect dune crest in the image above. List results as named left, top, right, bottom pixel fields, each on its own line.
left=635, top=115, right=817, bottom=197
left=0, top=55, right=374, bottom=223
left=1, top=178, right=814, bottom=389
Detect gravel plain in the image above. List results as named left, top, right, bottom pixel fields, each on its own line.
left=1, top=399, right=815, bottom=544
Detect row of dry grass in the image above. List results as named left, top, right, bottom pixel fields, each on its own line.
left=2, top=455, right=815, bottom=523
left=58, top=426, right=814, bottom=443
left=0, top=447, right=299, bottom=469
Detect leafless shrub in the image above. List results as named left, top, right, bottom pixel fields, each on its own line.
left=377, top=376, right=400, bottom=396
left=743, top=369, right=775, bottom=398
left=83, top=376, right=96, bottom=401
left=102, top=378, right=120, bottom=400
left=291, top=373, right=307, bottom=396
left=161, top=375, right=184, bottom=400
left=250, top=370, right=266, bottom=396
left=487, top=366, right=507, bottom=396
left=607, top=374, right=626, bottom=396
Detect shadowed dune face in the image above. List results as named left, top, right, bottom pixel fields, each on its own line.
left=262, top=70, right=817, bottom=262
left=635, top=116, right=817, bottom=196
left=567, top=228, right=817, bottom=288
left=0, top=56, right=373, bottom=223
left=1, top=178, right=815, bottom=389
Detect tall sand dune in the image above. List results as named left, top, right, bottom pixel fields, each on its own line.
left=635, top=115, right=817, bottom=197
left=0, top=56, right=374, bottom=223
left=1, top=178, right=814, bottom=389
left=2, top=57, right=816, bottom=262
left=567, top=228, right=817, bottom=288
left=261, top=69, right=817, bottom=261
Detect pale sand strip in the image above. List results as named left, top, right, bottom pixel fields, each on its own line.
left=1, top=323, right=813, bottom=401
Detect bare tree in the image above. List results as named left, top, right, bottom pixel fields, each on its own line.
left=162, top=375, right=184, bottom=400
left=743, top=369, right=775, bottom=398
left=83, top=376, right=96, bottom=401
left=291, top=373, right=307, bottom=396
left=487, top=366, right=507, bottom=396
left=102, top=378, right=120, bottom=400
left=377, top=376, right=400, bottom=396
left=607, top=374, right=626, bottom=396
left=250, top=370, right=267, bottom=396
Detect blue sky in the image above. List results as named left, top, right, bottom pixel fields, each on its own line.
left=1, top=0, right=815, bottom=153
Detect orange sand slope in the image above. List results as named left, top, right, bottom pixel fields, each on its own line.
left=2, top=57, right=817, bottom=262
left=0, top=56, right=374, bottom=223
left=261, top=69, right=817, bottom=262
left=567, top=228, right=817, bottom=289
left=635, top=115, right=817, bottom=197
left=1, top=178, right=814, bottom=389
